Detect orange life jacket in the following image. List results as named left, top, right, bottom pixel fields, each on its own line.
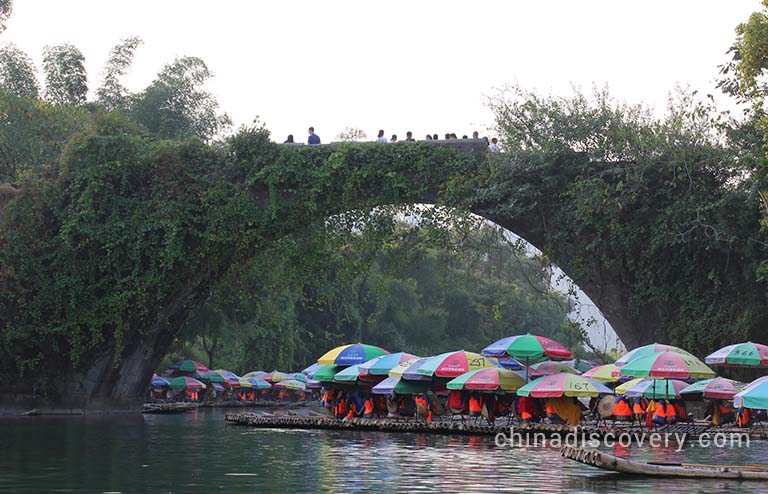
left=469, top=396, right=482, bottom=413
left=364, top=399, right=374, bottom=415
left=665, top=402, right=677, bottom=419
left=345, top=402, right=357, bottom=419
left=613, top=399, right=632, bottom=417
left=653, top=403, right=667, bottom=418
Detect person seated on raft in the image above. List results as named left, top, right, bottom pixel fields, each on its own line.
left=612, top=395, right=633, bottom=423
left=515, top=395, right=540, bottom=424
left=468, top=392, right=483, bottom=419
left=362, top=395, right=375, bottom=419
left=632, top=397, right=647, bottom=424
left=706, top=399, right=735, bottom=426
left=545, top=397, right=582, bottom=425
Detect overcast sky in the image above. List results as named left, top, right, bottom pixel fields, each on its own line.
left=2, top=1, right=761, bottom=144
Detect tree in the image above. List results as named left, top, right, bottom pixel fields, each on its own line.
left=336, top=127, right=367, bottom=142
left=96, top=36, right=142, bottom=112
left=42, top=43, right=88, bottom=105
left=128, top=56, right=231, bottom=141
left=0, top=0, right=12, bottom=35
left=0, top=43, right=39, bottom=99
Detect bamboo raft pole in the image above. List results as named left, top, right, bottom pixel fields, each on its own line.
left=561, top=445, right=768, bottom=479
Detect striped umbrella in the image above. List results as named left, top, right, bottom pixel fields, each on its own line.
left=529, top=361, right=581, bottom=378
left=516, top=374, right=612, bottom=398
left=358, top=352, right=419, bottom=376
left=317, top=343, right=390, bottom=366
left=166, top=376, right=206, bottom=390
left=620, top=378, right=689, bottom=399
left=446, top=368, right=526, bottom=392
left=372, top=376, right=431, bottom=395
left=615, top=343, right=693, bottom=368
left=619, top=351, right=715, bottom=379
left=412, top=351, right=496, bottom=379
left=734, top=376, right=768, bottom=409
left=705, top=342, right=768, bottom=367
left=581, top=364, right=621, bottom=383
left=246, top=378, right=271, bottom=390
left=680, top=378, right=744, bottom=400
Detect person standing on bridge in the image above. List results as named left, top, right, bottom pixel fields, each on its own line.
left=376, top=130, right=388, bottom=143
left=489, top=137, right=500, bottom=153
left=308, top=127, right=321, bottom=145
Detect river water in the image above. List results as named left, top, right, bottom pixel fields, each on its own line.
left=1, top=408, right=766, bottom=493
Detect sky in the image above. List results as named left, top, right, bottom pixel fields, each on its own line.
left=2, top=0, right=762, bottom=144
left=2, top=0, right=763, bottom=350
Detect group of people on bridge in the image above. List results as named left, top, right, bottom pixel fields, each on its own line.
left=281, top=127, right=500, bottom=152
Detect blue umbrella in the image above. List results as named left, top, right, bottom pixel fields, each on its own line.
left=151, top=374, right=170, bottom=388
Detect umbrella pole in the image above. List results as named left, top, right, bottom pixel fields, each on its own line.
left=525, top=357, right=529, bottom=383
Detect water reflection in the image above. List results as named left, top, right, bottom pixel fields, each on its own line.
left=0, top=409, right=766, bottom=493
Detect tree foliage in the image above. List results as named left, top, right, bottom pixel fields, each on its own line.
left=96, top=37, right=143, bottom=112
left=42, top=43, right=88, bottom=106
left=0, top=0, right=11, bottom=35
left=128, top=56, right=231, bottom=141
left=485, top=85, right=766, bottom=354
left=0, top=43, right=39, bottom=99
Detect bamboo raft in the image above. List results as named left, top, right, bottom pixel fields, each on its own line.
left=224, top=412, right=768, bottom=441
left=561, top=446, right=768, bottom=480
left=142, top=402, right=199, bottom=414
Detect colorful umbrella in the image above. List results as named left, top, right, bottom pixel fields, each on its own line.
left=276, top=379, right=307, bottom=391
left=372, top=376, right=431, bottom=395
left=446, top=368, right=526, bottom=392
left=488, top=356, right=524, bottom=370
left=614, top=378, right=646, bottom=395
left=262, top=371, right=290, bottom=383
left=166, top=376, right=206, bottom=390
left=212, top=383, right=225, bottom=392
left=581, top=364, right=621, bottom=383
left=620, top=378, right=689, bottom=399
left=734, top=376, right=768, bottom=409
left=198, top=371, right=226, bottom=384
left=614, top=343, right=693, bottom=368
left=705, top=342, right=768, bottom=367
left=516, top=374, right=613, bottom=398
left=167, top=359, right=209, bottom=374
left=237, top=378, right=253, bottom=388
left=358, top=352, right=419, bottom=376
left=317, top=343, right=390, bottom=366
left=302, top=363, right=323, bottom=376
left=388, top=358, right=427, bottom=378
left=529, top=361, right=581, bottom=378
left=242, top=371, right=267, bottom=380
left=619, top=351, right=715, bottom=379
left=151, top=374, right=170, bottom=388
left=680, top=378, right=744, bottom=400
left=333, top=364, right=365, bottom=382
left=482, top=334, right=573, bottom=359
left=246, top=378, right=271, bottom=390
left=563, top=360, right=597, bottom=372
left=413, top=351, right=497, bottom=379
left=311, top=364, right=345, bottom=382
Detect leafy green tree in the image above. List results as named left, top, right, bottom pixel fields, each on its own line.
left=96, top=37, right=142, bottom=111
left=129, top=56, right=231, bottom=141
left=42, top=43, right=88, bottom=105
left=0, top=44, right=39, bottom=99
left=0, top=89, right=88, bottom=180
left=0, top=0, right=12, bottom=35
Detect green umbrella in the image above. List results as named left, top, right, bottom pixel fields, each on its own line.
left=311, top=364, right=345, bottom=382
left=619, top=351, right=715, bottom=379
